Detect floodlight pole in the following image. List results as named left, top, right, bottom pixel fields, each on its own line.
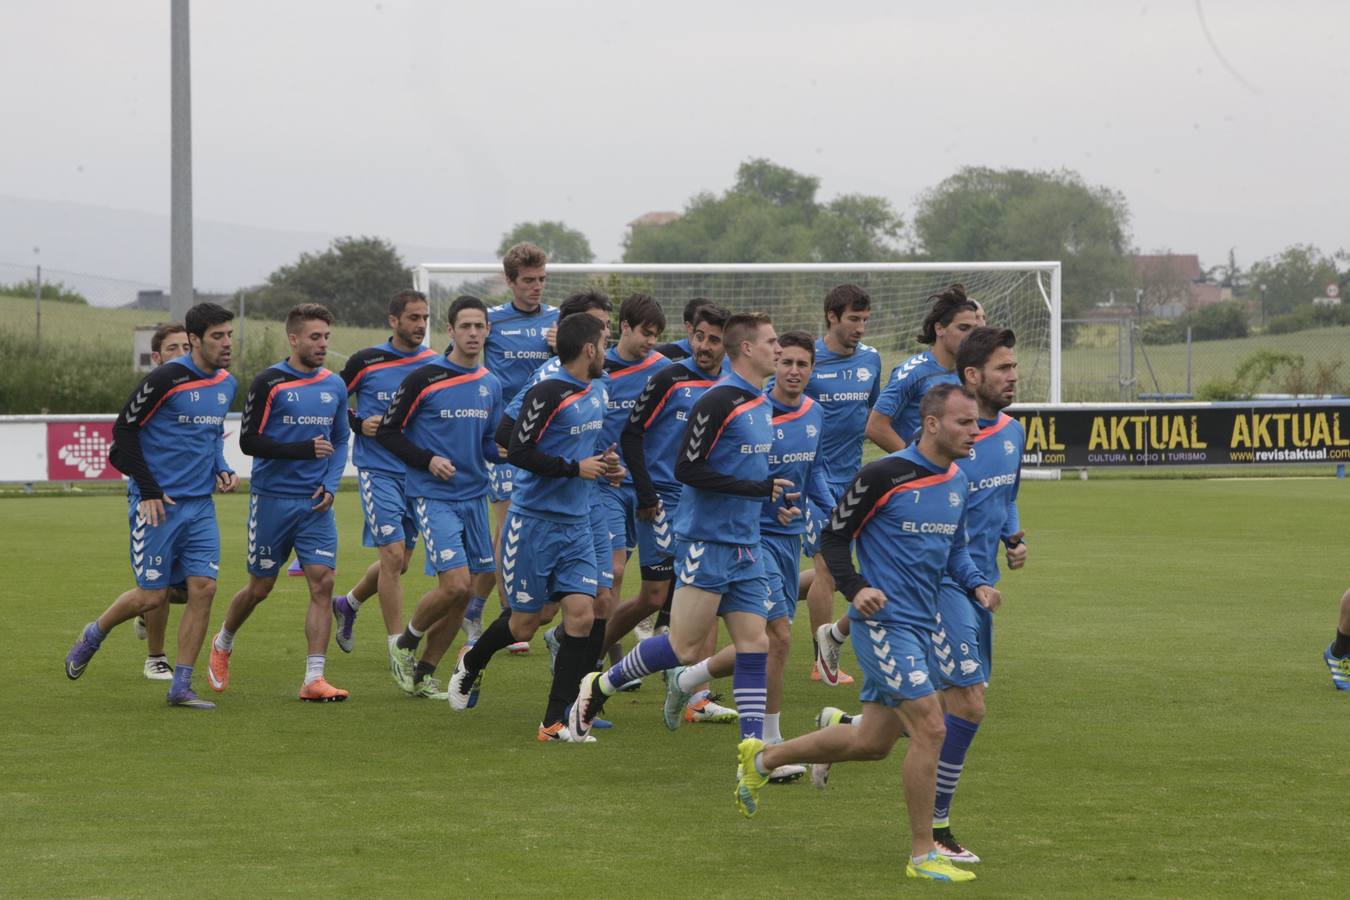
left=169, top=0, right=193, bottom=322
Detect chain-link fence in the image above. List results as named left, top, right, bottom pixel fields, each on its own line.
left=1062, top=317, right=1350, bottom=401
left=0, top=261, right=167, bottom=309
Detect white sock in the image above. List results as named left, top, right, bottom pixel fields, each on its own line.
left=407, top=622, right=424, bottom=639
left=214, top=628, right=235, bottom=652
left=304, top=654, right=325, bottom=685
left=763, top=712, right=782, bottom=743
left=851, top=714, right=863, bottom=727
left=829, top=622, right=846, bottom=643
left=677, top=658, right=713, bottom=692
left=387, top=634, right=399, bottom=650
left=345, top=591, right=363, bottom=610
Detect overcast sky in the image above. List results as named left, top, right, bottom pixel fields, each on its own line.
left=4, top=0, right=1347, bottom=276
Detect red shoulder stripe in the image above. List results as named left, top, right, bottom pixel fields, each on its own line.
left=400, top=367, right=489, bottom=429
left=709, top=394, right=768, bottom=454
left=140, top=368, right=231, bottom=427
left=856, top=464, right=960, bottom=535
left=771, top=395, right=814, bottom=425
left=347, top=347, right=438, bottom=391
left=258, top=369, right=335, bottom=435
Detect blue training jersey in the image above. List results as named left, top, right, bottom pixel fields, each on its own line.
left=602, top=348, right=668, bottom=485
left=621, top=357, right=722, bottom=507
left=874, top=350, right=961, bottom=440
left=948, top=413, right=1024, bottom=585
left=340, top=341, right=439, bottom=475
left=109, top=356, right=237, bottom=501
left=673, top=369, right=775, bottom=546
left=821, top=444, right=986, bottom=631
left=484, top=302, right=560, bottom=400
left=804, top=338, right=881, bottom=491
left=760, top=394, right=834, bottom=538
left=239, top=360, right=350, bottom=497
left=507, top=370, right=607, bottom=524
left=375, top=357, right=503, bottom=502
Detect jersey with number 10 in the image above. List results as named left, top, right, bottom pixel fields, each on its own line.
left=485, top=302, right=560, bottom=399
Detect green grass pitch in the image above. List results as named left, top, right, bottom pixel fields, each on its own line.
left=2, top=479, right=1348, bottom=897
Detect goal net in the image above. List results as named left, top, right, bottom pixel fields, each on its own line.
left=413, top=263, right=1062, bottom=403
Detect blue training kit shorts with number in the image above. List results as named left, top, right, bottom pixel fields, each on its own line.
left=673, top=538, right=771, bottom=619
left=850, top=618, right=937, bottom=707
left=931, top=580, right=993, bottom=688
left=358, top=469, right=417, bottom=549
left=247, top=492, right=338, bottom=577
left=590, top=502, right=614, bottom=590
left=413, top=496, right=496, bottom=576
left=501, top=511, right=598, bottom=613
left=128, top=494, right=220, bottom=590
left=487, top=460, right=520, bottom=503
left=760, top=532, right=803, bottom=622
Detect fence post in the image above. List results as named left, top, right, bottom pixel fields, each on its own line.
left=35, top=262, right=42, bottom=348
left=1186, top=325, right=1193, bottom=395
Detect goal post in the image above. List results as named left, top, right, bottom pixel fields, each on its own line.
left=413, top=262, right=1062, bottom=404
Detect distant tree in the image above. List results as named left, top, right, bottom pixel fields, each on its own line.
left=623, top=158, right=904, bottom=263
left=497, top=221, right=595, bottom=263
left=0, top=279, right=87, bottom=305
left=1246, top=244, right=1340, bottom=319
left=237, top=236, right=411, bottom=327
left=911, top=167, right=1133, bottom=316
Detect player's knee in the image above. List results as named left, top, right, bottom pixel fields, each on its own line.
left=310, top=571, right=335, bottom=599
left=946, top=687, right=986, bottom=722
left=856, top=732, right=894, bottom=761
left=138, top=590, right=170, bottom=613
left=909, top=712, right=947, bottom=750
left=767, top=623, right=791, bottom=660
left=440, top=569, right=471, bottom=600
left=508, top=615, right=539, bottom=642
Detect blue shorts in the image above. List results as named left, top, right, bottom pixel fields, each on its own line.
left=674, top=538, right=771, bottom=619
left=247, top=492, right=338, bottom=577
left=358, top=469, right=416, bottom=549
left=413, top=496, right=495, bottom=576
left=590, top=502, right=614, bottom=590
left=802, top=480, right=848, bottom=558
left=128, top=495, right=220, bottom=589
left=932, top=580, right=993, bottom=688
left=760, top=532, right=803, bottom=622
left=850, top=618, right=936, bottom=706
left=487, top=461, right=520, bottom=503
left=633, top=486, right=679, bottom=577
left=601, top=482, right=674, bottom=568
left=501, top=511, right=597, bottom=612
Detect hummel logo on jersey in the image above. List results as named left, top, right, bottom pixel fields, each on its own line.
left=829, top=482, right=867, bottom=531
left=126, top=382, right=155, bottom=421
left=895, top=355, right=925, bottom=380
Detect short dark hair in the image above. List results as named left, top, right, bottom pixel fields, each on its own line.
left=682, top=297, right=712, bottom=325
left=556, top=311, right=606, bottom=364
left=185, top=302, right=233, bottom=338
left=691, top=303, right=729, bottom=332
left=285, top=303, right=334, bottom=333
left=723, top=312, right=773, bottom=359
left=956, top=327, right=1017, bottom=384
left=916, top=283, right=978, bottom=344
left=448, top=295, right=487, bottom=326
left=777, top=329, right=815, bottom=361
left=151, top=322, right=187, bottom=354
left=619, top=293, right=666, bottom=333
left=388, top=289, right=427, bottom=318
left=919, top=382, right=974, bottom=421
left=503, top=242, right=547, bottom=282
left=824, top=284, right=871, bottom=325
left=558, top=289, right=612, bottom=320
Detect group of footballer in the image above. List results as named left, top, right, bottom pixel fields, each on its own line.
left=63, top=241, right=1030, bottom=884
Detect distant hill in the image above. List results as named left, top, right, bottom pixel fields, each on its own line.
left=0, top=195, right=491, bottom=307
